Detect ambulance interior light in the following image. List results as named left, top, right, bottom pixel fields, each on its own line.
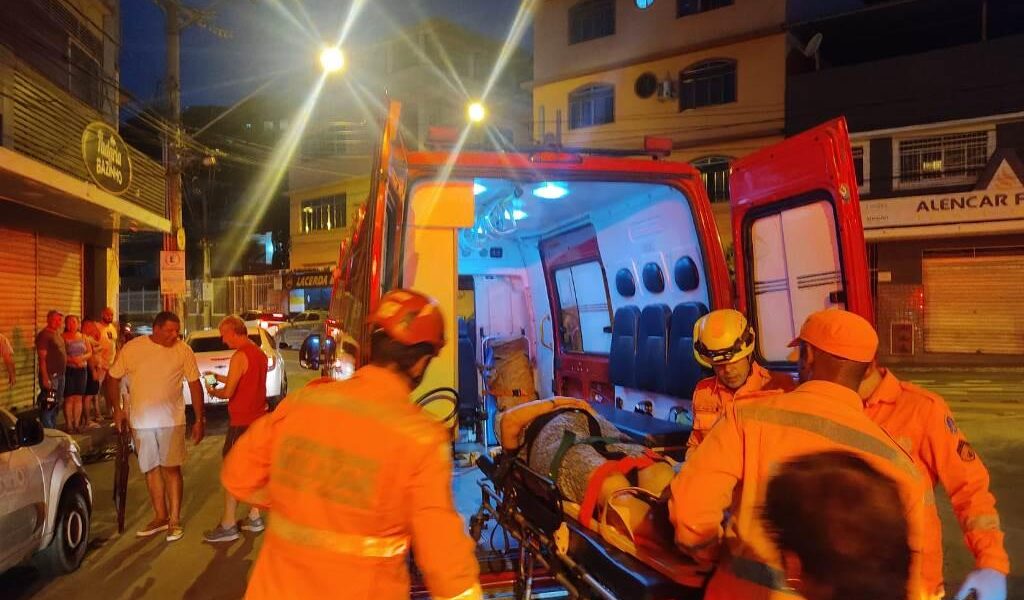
left=533, top=182, right=569, bottom=200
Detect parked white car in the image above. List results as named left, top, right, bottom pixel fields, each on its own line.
left=183, top=327, right=288, bottom=409
left=0, top=408, right=92, bottom=576
left=276, top=310, right=328, bottom=348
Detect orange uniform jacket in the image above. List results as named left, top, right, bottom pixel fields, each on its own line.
left=687, top=362, right=795, bottom=457
left=222, top=365, right=481, bottom=600
left=670, top=380, right=929, bottom=600
left=865, top=369, right=1009, bottom=594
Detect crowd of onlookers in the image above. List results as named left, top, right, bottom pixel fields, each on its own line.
left=0, top=307, right=120, bottom=431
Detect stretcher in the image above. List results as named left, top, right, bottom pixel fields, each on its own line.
left=470, top=404, right=706, bottom=600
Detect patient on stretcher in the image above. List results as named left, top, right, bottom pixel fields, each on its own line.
left=498, top=397, right=676, bottom=542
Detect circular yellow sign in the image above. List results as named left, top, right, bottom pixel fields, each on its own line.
left=81, top=121, right=133, bottom=195
left=176, top=228, right=186, bottom=250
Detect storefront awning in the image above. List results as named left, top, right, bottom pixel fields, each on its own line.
left=0, top=147, right=170, bottom=233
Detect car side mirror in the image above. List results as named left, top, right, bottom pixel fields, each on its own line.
left=15, top=416, right=45, bottom=447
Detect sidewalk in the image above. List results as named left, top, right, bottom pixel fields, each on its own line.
left=14, top=406, right=117, bottom=461
left=892, top=366, right=1024, bottom=405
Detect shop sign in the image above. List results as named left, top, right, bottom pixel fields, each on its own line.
left=284, top=269, right=332, bottom=290
left=862, top=154, right=1024, bottom=230
left=81, top=121, right=133, bottom=195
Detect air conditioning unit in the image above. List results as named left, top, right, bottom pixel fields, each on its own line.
left=656, top=79, right=676, bottom=101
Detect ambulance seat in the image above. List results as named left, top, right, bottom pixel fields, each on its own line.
left=456, top=317, right=479, bottom=424
left=636, top=304, right=672, bottom=394
left=609, top=306, right=641, bottom=388
left=667, top=302, right=710, bottom=399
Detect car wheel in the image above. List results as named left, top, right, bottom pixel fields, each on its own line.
left=35, top=487, right=90, bottom=575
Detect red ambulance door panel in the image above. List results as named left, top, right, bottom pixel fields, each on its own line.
left=330, top=99, right=407, bottom=365
left=730, top=117, right=873, bottom=368
left=540, top=225, right=614, bottom=403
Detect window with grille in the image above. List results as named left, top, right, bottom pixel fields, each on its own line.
left=851, top=144, right=871, bottom=194
left=692, top=156, right=732, bottom=203
left=569, top=84, right=614, bottom=129
left=569, top=0, right=615, bottom=45
left=679, top=60, right=736, bottom=110
left=301, top=195, right=347, bottom=233
left=896, top=130, right=991, bottom=189
left=677, top=0, right=733, bottom=17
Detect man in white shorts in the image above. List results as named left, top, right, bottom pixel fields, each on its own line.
left=106, top=311, right=205, bottom=542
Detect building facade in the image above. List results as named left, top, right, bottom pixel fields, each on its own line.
left=0, top=0, right=168, bottom=410
left=531, top=0, right=788, bottom=239
left=285, top=19, right=533, bottom=311
left=787, top=0, right=1024, bottom=366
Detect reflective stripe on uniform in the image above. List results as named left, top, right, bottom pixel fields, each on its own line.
left=739, top=405, right=919, bottom=478
left=436, top=583, right=484, bottom=600
left=966, top=514, right=1002, bottom=532
left=728, top=556, right=798, bottom=595
left=269, top=513, right=409, bottom=558
left=294, top=388, right=442, bottom=445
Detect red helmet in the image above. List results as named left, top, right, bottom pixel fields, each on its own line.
left=367, top=289, right=445, bottom=354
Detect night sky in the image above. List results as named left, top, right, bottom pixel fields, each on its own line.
left=121, top=0, right=533, bottom=108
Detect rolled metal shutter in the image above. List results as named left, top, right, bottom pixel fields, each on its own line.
left=37, top=235, right=83, bottom=326
left=0, top=228, right=38, bottom=411
left=923, top=252, right=1024, bottom=355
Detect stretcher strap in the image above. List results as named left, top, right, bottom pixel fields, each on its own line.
left=578, top=450, right=661, bottom=529
left=548, top=430, right=627, bottom=482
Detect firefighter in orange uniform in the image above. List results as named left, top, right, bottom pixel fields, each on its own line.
left=687, top=309, right=794, bottom=458
left=861, top=362, right=1008, bottom=600
left=222, top=290, right=481, bottom=600
left=670, top=309, right=929, bottom=600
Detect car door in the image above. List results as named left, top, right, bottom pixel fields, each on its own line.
left=730, top=117, right=872, bottom=369
left=0, top=411, right=46, bottom=569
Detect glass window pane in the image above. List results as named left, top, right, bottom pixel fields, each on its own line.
left=750, top=200, right=842, bottom=362
left=571, top=262, right=612, bottom=354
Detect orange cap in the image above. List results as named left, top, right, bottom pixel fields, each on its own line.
left=787, top=309, right=878, bottom=363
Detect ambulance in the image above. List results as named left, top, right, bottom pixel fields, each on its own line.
left=299, top=100, right=873, bottom=445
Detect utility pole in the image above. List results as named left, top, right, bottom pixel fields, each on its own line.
left=162, top=0, right=184, bottom=317
left=156, top=0, right=231, bottom=322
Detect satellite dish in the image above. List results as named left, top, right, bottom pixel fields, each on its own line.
left=803, top=33, right=823, bottom=57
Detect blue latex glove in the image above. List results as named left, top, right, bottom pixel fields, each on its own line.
left=955, top=568, right=1007, bottom=600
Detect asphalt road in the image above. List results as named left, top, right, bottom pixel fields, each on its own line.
left=2, top=357, right=1021, bottom=598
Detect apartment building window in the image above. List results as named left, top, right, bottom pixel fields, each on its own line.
left=677, top=0, right=733, bottom=17
left=569, top=84, right=615, bottom=129
left=851, top=144, right=870, bottom=194
left=679, top=59, right=736, bottom=111
left=569, top=0, right=615, bottom=45
left=896, top=130, right=992, bottom=189
left=302, top=194, right=347, bottom=233
left=692, top=156, right=732, bottom=203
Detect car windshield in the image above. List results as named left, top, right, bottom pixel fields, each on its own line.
left=189, top=334, right=262, bottom=353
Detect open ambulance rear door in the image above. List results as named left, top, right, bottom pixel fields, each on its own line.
left=730, top=117, right=873, bottom=369
left=327, top=99, right=409, bottom=365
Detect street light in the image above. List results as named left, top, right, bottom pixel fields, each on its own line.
left=467, top=101, right=486, bottom=124
left=320, top=46, right=345, bottom=73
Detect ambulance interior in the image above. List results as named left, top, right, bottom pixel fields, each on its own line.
left=449, top=175, right=715, bottom=448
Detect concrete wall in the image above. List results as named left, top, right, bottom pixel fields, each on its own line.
left=289, top=176, right=371, bottom=270
left=787, top=35, right=1024, bottom=134
left=532, top=33, right=786, bottom=150
left=533, top=0, right=784, bottom=84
